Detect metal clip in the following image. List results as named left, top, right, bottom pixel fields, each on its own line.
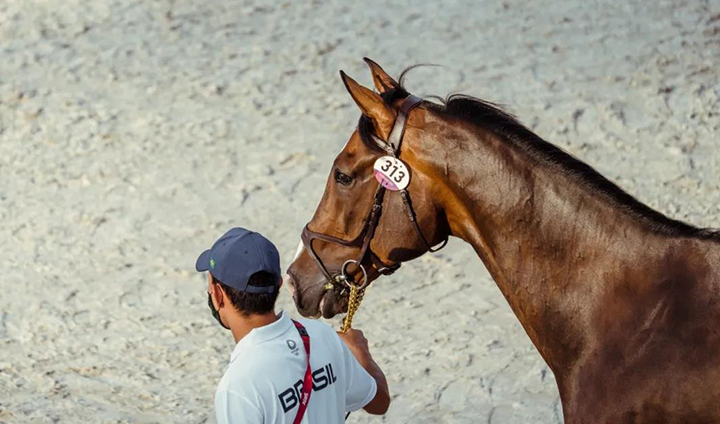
left=341, top=259, right=369, bottom=290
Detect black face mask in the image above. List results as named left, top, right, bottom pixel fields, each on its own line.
left=207, top=292, right=230, bottom=330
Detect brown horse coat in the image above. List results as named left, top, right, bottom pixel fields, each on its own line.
left=286, top=59, right=720, bottom=423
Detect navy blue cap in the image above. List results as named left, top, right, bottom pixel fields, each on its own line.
left=195, top=228, right=281, bottom=294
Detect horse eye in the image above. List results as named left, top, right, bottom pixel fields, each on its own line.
left=334, top=169, right=353, bottom=186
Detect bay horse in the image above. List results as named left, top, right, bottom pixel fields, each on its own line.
left=285, top=58, right=720, bottom=423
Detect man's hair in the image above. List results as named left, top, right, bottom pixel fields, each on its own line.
left=212, top=271, right=279, bottom=316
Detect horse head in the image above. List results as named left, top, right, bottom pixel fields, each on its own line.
left=286, top=59, right=450, bottom=318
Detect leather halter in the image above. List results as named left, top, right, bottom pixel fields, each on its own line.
left=301, top=95, right=448, bottom=287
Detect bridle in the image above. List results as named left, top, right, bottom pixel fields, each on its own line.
left=300, top=94, right=449, bottom=291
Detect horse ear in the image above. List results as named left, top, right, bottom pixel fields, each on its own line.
left=363, top=57, right=400, bottom=94
left=340, top=71, right=396, bottom=141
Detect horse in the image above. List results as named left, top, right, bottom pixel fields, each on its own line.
left=284, top=58, right=720, bottom=423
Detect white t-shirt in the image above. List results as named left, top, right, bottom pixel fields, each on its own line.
left=214, top=311, right=377, bottom=424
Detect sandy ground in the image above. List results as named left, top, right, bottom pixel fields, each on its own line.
left=1, top=0, right=719, bottom=423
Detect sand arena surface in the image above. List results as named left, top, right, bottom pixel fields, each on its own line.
left=1, top=0, right=719, bottom=422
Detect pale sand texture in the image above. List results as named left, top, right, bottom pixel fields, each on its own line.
left=1, top=0, right=719, bottom=423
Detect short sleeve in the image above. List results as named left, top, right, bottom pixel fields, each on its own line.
left=340, top=340, right=378, bottom=412
left=215, top=388, right=263, bottom=424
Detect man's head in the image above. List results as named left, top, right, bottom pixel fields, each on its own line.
left=196, top=228, right=283, bottom=328
left=208, top=271, right=280, bottom=316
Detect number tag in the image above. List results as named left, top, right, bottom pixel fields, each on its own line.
left=373, top=156, right=411, bottom=191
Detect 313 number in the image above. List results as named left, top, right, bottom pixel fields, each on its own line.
left=380, top=160, right=406, bottom=183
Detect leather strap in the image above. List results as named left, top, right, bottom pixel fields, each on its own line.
left=301, top=184, right=398, bottom=283
left=300, top=93, right=444, bottom=291
left=400, top=190, right=449, bottom=253
left=387, top=95, right=422, bottom=153
left=292, top=320, right=312, bottom=424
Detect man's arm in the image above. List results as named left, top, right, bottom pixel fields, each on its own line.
left=337, top=329, right=390, bottom=415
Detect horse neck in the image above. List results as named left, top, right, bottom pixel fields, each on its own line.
left=424, top=120, right=660, bottom=372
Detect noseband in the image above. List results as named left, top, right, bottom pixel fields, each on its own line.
left=301, top=95, right=449, bottom=290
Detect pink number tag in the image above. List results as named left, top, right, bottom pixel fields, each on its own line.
left=373, top=156, right=411, bottom=191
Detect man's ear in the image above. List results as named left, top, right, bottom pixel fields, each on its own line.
left=340, top=71, right=396, bottom=141
left=210, top=280, right=225, bottom=309
left=363, top=57, right=400, bottom=94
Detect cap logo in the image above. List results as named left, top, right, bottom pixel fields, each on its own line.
left=210, top=258, right=216, bottom=269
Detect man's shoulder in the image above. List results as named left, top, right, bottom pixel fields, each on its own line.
left=218, top=346, right=276, bottom=394
left=216, top=365, right=252, bottom=398
left=216, top=355, right=274, bottom=403
left=293, top=317, right=338, bottom=339
left=214, top=371, right=262, bottom=421
left=293, top=317, right=347, bottom=355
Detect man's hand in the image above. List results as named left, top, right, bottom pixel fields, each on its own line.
left=337, top=329, right=372, bottom=364
left=337, top=329, right=390, bottom=415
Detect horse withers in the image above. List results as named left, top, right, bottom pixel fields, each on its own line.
left=285, top=58, right=720, bottom=424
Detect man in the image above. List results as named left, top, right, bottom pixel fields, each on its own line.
left=195, top=227, right=390, bottom=423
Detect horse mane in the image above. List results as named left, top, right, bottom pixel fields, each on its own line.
left=356, top=67, right=720, bottom=241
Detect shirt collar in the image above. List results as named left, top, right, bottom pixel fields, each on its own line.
left=230, top=311, right=292, bottom=363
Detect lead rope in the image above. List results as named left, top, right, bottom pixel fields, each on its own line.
left=340, top=282, right=365, bottom=422
left=339, top=282, right=365, bottom=333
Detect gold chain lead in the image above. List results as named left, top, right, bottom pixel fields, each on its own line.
left=340, top=284, right=365, bottom=333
